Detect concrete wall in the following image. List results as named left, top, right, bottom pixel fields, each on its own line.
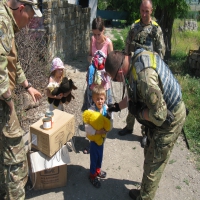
left=67, top=0, right=97, bottom=26
left=89, top=0, right=97, bottom=25
left=178, top=19, right=198, bottom=32
left=42, top=0, right=90, bottom=61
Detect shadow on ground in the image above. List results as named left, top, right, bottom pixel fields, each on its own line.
left=26, top=164, right=139, bottom=200
left=72, top=126, right=143, bottom=154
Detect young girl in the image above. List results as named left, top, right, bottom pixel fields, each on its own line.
left=46, top=57, right=71, bottom=111
left=86, top=17, right=113, bottom=109
left=84, top=85, right=113, bottom=188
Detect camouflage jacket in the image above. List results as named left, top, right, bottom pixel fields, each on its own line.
left=0, top=1, right=26, bottom=96
left=125, top=19, right=165, bottom=59
left=127, top=49, right=182, bottom=127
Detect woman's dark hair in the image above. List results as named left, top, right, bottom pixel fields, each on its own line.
left=92, top=17, right=105, bottom=31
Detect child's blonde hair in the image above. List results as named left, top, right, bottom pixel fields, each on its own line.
left=49, top=70, right=64, bottom=79
left=92, top=85, right=106, bottom=98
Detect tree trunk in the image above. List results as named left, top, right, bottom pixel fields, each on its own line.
left=154, top=6, right=175, bottom=63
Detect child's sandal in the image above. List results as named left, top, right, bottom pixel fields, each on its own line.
left=89, top=177, right=101, bottom=188
left=97, top=170, right=107, bottom=178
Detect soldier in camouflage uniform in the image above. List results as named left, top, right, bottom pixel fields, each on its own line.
left=0, top=0, right=42, bottom=199
left=119, top=0, right=166, bottom=147
left=105, top=49, right=186, bottom=200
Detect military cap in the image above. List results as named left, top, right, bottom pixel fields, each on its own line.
left=18, top=0, right=42, bottom=17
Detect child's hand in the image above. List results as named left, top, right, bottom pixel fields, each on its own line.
left=96, top=129, right=107, bottom=135
left=55, top=93, right=63, bottom=99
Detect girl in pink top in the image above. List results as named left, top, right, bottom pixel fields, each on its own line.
left=86, top=17, right=113, bottom=109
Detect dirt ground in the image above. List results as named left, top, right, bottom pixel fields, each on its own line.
left=25, top=28, right=200, bottom=200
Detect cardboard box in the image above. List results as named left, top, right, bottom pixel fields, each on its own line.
left=30, top=109, right=75, bottom=157
left=29, top=145, right=70, bottom=190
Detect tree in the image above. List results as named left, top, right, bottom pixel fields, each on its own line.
left=154, top=0, right=189, bottom=61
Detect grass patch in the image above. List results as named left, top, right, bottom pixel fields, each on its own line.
left=177, top=75, right=200, bottom=153
left=169, top=19, right=200, bottom=169
left=183, top=178, right=189, bottom=186
left=171, top=19, right=200, bottom=60
left=169, top=159, right=176, bottom=164
left=176, top=185, right=181, bottom=190
left=111, top=29, right=125, bottom=51
left=111, top=28, right=130, bottom=51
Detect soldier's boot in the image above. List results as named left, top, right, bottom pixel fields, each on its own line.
left=129, top=189, right=140, bottom=200
left=118, top=126, right=133, bottom=136
left=0, top=193, right=6, bottom=200
left=141, top=135, right=147, bottom=148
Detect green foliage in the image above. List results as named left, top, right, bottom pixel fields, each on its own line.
left=176, top=186, right=181, bottom=189
left=112, top=39, right=124, bottom=51
left=111, top=29, right=125, bottom=50
left=154, top=0, right=189, bottom=18
left=183, top=178, right=189, bottom=186
left=169, top=19, right=200, bottom=74
left=98, top=0, right=110, bottom=10
left=177, top=75, right=200, bottom=157
left=110, top=27, right=130, bottom=51
left=169, top=18, right=200, bottom=169
left=106, top=0, right=189, bottom=25
left=169, top=159, right=176, bottom=164
left=109, top=0, right=141, bottom=24
left=186, top=11, right=200, bottom=19
left=120, top=26, right=130, bottom=41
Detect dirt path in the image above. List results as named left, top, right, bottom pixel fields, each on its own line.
left=26, top=28, right=200, bottom=200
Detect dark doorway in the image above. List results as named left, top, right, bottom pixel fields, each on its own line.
left=79, top=0, right=89, bottom=8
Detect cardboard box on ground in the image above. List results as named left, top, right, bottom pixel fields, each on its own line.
left=30, top=109, right=75, bottom=157
left=27, top=145, right=70, bottom=190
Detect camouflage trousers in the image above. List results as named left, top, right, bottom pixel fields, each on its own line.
left=137, top=101, right=186, bottom=200
left=0, top=100, right=28, bottom=200
left=126, top=112, right=145, bottom=136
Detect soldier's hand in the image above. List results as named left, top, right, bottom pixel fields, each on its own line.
left=108, top=103, right=120, bottom=112
left=27, top=87, right=42, bottom=102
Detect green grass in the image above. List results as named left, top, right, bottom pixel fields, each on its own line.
left=177, top=75, right=200, bottom=153
left=111, top=29, right=125, bottom=50
left=176, top=185, right=181, bottom=190
left=171, top=19, right=200, bottom=166
left=169, top=159, right=177, bottom=164
left=110, top=18, right=200, bottom=170
left=183, top=178, right=189, bottom=186
left=171, top=19, right=200, bottom=61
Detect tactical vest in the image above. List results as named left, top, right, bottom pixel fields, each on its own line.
left=130, top=49, right=182, bottom=111
left=131, top=19, right=159, bottom=52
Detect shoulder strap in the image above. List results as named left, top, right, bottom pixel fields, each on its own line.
left=135, top=19, right=140, bottom=23
left=152, top=20, right=158, bottom=27
left=122, top=51, right=143, bottom=100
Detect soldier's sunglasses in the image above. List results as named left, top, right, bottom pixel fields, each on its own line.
left=9, top=4, right=32, bottom=11
left=112, top=55, right=125, bottom=82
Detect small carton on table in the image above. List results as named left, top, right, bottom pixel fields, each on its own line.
left=30, top=109, right=75, bottom=157
left=28, top=145, right=70, bottom=190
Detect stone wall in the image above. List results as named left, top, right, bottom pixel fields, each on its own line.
left=187, top=48, right=200, bottom=77
left=179, top=19, right=198, bottom=31
left=42, top=0, right=91, bottom=62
